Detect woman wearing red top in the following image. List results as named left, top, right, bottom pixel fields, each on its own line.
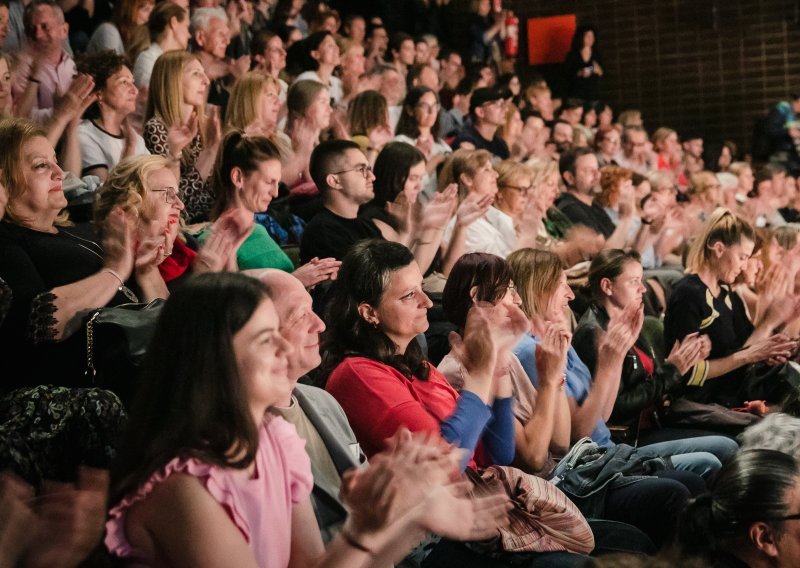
left=322, top=239, right=520, bottom=470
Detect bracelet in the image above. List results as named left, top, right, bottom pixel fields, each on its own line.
left=27, top=76, right=40, bottom=84
left=102, top=268, right=125, bottom=288
left=340, top=528, right=375, bottom=556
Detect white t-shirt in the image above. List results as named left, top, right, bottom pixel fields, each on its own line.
left=293, top=70, right=343, bottom=105
left=133, top=43, right=163, bottom=88
left=79, top=119, right=150, bottom=175
left=86, top=23, right=124, bottom=55
left=443, top=206, right=515, bottom=259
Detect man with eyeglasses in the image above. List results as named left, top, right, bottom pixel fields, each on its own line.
left=615, top=125, right=654, bottom=176
left=300, top=140, right=383, bottom=265
left=451, top=87, right=510, bottom=159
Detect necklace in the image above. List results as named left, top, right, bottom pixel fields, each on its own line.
left=59, top=229, right=139, bottom=303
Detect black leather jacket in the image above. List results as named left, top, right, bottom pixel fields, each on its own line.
left=572, top=304, right=684, bottom=431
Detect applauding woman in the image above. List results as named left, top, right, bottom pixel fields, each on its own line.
left=144, top=51, right=221, bottom=223
left=106, top=272, right=510, bottom=567
left=0, top=118, right=160, bottom=392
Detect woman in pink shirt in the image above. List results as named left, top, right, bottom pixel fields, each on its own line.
left=105, top=272, right=510, bottom=567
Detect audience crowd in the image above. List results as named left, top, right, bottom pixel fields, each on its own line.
left=4, top=0, right=800, bottom=566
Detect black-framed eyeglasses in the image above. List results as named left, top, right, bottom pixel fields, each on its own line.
left=333, top=164, right=373, bottom=179
left=501, top=184, right=533, bottom=195
left=151, top=187, right=181, bottom=205
left=416, top=102, right=439, bottom=113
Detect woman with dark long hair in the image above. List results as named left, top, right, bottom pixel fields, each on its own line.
left=563, top=25, right=603, bottom=101
left=393, top=86, right=451, bottom=200
left=106, top=272, right=505, bottom=567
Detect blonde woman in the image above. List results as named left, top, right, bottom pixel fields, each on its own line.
left=664, top=209, right=798, bottom=407
left=439, top=149, right=505, bottom=262
left=492, top=160, right=540, bottom=251
left=143, top=50, right=222, bottom=223
left=226, top=72, right=283, bottom=139
left=283, top=80, right=332, bottom=187
left=95, top=154, right=239, bottom=293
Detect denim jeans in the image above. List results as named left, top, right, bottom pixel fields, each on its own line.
left=637, top=435, right=739, bottom=478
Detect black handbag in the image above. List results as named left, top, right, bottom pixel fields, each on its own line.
left=85, top=299, right=165, bottom=405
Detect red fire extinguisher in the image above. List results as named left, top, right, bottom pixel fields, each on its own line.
left=505, top=11, right=519, bottom=57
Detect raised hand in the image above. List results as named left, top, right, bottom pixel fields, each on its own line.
left=291, top=257, right=342, bottom=288
left=167, top=112, right=198, bottom=157
left=384, top=191, right=413, bottom=233
left=193, top=226, right=237, bottom=274
left=418, top=186, right=457, bottom=232
left=102, top=208, right=135, bottom=280
left=368, top=124, right=394, bottom=151
left=134, top=228, right=171, bottom=271
left=23, top=467, right=109, bottom=568
left=747, top=333, right=797, bottom=365
left=535, top=321, right=571, bottom=388
left=202, top=105, right=223, bottom=150
left=53, top=73, right=96, bottom=125
left=665, top=332, right=711, bottom=375
left=456, top=191, right=493, bottom=228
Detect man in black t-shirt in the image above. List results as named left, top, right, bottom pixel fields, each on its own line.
left=555, top=147, right=634, bottom=251
left=300, top=140, right=383, bottom=264
left=451, top=87, right=510, bottom=159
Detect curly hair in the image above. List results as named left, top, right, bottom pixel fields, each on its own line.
left=597, top=165, right=633, bottom=207
left=94, top=154, right=171, bottom=226
left=76, top=50, right=128, bottom=120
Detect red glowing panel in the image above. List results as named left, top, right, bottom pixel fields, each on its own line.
left=527, top=14, right=576, bottom=65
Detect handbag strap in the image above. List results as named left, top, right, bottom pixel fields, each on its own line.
left=85, top=309, right=102, bottom=382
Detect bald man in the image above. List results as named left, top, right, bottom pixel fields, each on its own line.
left=255, top=269, right=366, bottom=544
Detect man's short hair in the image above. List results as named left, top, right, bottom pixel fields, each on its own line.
left=310, top=139, right=361, bottom=196
left=621, top=125, right=646, bottom=145
left=740, top=413, right=800, bottom=459
left=406, top=63, right=433, bottom=90
left=190, top=6, right=227, bottom=34
left=559, top=147, right=594, bottom=178
left=24, top=0, right=64, bottom=37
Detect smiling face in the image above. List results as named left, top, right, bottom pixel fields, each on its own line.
left=599, top=129, right=620, bottom=157
left=197, top=16, right=230, bottom=59
left=546, top=271, right=575, bottom=322
left=232, top=297, right=294, bottom=420
left=258, top=82, right=281, bottom=126
left=0, top=5, right=10, bottom=44
left=142, top=166, right=184, bottom=238
left=181, top=58, right=210, bottom=108
left=272, top=273, right=326, bottom=381
left=313, top=33, right=340, bottom=68
left=135, top=0, right=154, bottom=25
left=413, top=91, right=439, bottom=129
left=265, top=35, right=287, bottom=72
left=13, top=135, right=66, bottom=222
left=370, top=262, right=433, bottom=350
left=27, top=5, right=68, bottom=57
left=100, top=65, right=138, bottom=116
left=0, top=58, right=11, bottom=105
left=464, top=159, right=498, bottom=199
left=237, top=158, right=281, bottom=213
left=307, top=87, right=332, bottom=130
left=712, top=238, right=755, bottom=284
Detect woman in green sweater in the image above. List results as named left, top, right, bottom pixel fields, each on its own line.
left=200, top=131, right=340, bottom=286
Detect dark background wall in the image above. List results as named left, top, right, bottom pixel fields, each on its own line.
left=498, top=0, right=800, bottom=157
